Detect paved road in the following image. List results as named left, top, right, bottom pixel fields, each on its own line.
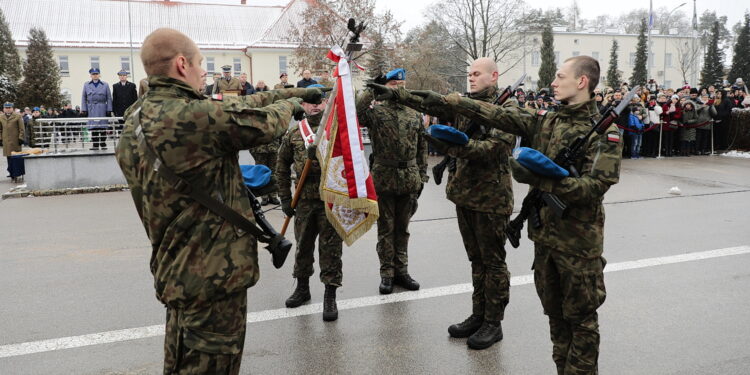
left=1, top=155, right=749, bottom=374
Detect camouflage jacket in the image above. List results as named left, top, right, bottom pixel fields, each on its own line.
left=249, top=137, right=281, bottom=154
left=356, top=90, right=428, bottom=195
left=441, top=96, right=623, bottom=258
left=276, top=113, right=324, bottom=201
left=398, top=86, right=515, bottom=215
left=115, top=75, right=297, bottom=308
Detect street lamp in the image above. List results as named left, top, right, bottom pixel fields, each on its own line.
left=662, top=2, right=687, bottom=90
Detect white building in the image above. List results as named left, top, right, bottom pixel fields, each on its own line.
left=2, top=0, right=335, bottom=107
left=499, top=28, right=700, bottom=91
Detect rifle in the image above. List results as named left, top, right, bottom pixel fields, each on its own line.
left=506, top=86, right=639, bottom=248
left=432, top=74, right=527, bottom=185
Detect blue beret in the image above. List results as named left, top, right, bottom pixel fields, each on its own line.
left=33, top=107, right=40, bottom=111
left=385, top=68, right=405, bottom=81
left=117, top=70, right=129, bottom=76
left=307, top=84, right=328, bottom=98
left=513, top=147, right=569, bottom=178
left=89, top=68, right=100, bottom=74
left=429, top=124, right=469, bottom=145
left=240, top=164, right=272, bottom=190
left=3, top=102, right=13, bottom=108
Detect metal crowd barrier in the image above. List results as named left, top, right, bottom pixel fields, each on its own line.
left=30, top=117, right=124, bottom=153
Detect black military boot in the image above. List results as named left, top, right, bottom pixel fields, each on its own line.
left=394, top=274, right=420, bottom=291
left=323, top=285, right=338, bottom=321
left=285, top=278, right=311, bottom=308
left=269, top=196, right=280, bottom=205
left=261, top=197, right=270, bottom=206
left=467, top=321, right=503, bottom=350
left=448, top=314, right=484, bottom=338
left=379, top=277, right=393, bottom=295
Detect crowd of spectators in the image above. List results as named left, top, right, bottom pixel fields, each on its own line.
left=514, top=78, right=750, bottom=159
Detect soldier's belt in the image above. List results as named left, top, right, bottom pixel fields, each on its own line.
left=374, top=157, right=417, bottom=169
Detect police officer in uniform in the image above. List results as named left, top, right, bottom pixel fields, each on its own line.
left=356, top=68, right=427, bottom=294
left=214, top=65, right=242, bottom=94
left=115, top=28, right=321, bottom=374
left=381, top=55, right=621, bottom=374
left=276, top=86, right=344, bottom=321
left=370, top=58, right=515, bottom=350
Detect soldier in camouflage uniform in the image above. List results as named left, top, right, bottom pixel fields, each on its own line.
left=276, top=85, right=343, bottom=321
left=370, top=58, right=515, bottom=350
left=115, top=28, right=319, bottom=374
left=355, top=68, right=428, bottom=295
left=249, top=139, right=281, bottom=205
left=214, top=65, right=242, bottom=94
left=379, top=56, right=620, bottom=374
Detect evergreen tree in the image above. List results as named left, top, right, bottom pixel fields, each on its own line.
left=700, top=21, right=725, bottom=87
left=537, top=24, right=556, bottom=90
left=367, top=34, right=389, bottom=79
left=0, top=7, right=22, bottom=104
left=18, top=28, right=61, bottom=108
left=629, top=19, right=648, bottom=88
left=728, top=13, right=750, bottom=84
left=606, top=39, right=622, bottom=88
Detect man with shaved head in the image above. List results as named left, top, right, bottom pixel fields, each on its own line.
left=116, top=28, right=325, bottom=374
left=369, top=57, right=516, bottom=349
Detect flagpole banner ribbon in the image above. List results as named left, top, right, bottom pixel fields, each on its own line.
left=316, top=46, right=378, bottom=246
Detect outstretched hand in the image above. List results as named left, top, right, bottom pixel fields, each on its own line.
left=411, top=90, right=445, bottom=107
left=366, top=83, right=394, bottom=101
left=288, top=98, right=306, bottom=121
left=509, top=158, right=544, bottom=186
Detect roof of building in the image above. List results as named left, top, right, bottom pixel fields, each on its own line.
left=2, top=0, right=301, bottom=49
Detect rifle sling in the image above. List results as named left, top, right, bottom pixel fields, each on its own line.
left=131, top=106, right=271, bottom=242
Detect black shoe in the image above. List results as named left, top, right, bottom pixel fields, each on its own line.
left=101, top=146, right=108, bottom=150
left=379, top=277, right=393, bottom=294
left=89, top=147, right=99, bottom=151
left=448, top=314, right=484, bottom=338
left=394, top=274, right=420, bottom=291
left=285, top=278, right=311, bottom=308
left=261, top=197, right=270, bottom=206
left=269, top=196, right=280, bottom=205
left=323, top=285, right=338, bottom=321
left=467, top=321, right=503, bottom=350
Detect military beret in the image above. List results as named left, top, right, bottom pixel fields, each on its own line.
left=89, top=67, right=100, bottom=74
left=117, top=70, right=129, bottom=76
left=385, top=68, right=405, bottom=81
left=307, top=83, right=329, bottom=98
left=240, top=164, right=272, bottom=190
left=3, top=102, right=13, bottom=108
left=221, top=65, right=232, bottom=72
left=428, top=124, right=469, bottom=145
left=33, top=107, right=40, bottom=111
left=513, top=147, right=569, bottom=178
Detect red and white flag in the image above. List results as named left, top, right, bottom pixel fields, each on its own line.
left=315, top=45, right=378, bottom=245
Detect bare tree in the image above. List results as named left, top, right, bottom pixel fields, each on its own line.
left=674, top=38, right=702, bottom=85
left=427, top=0, right=526, bottom=76
left=402, top=21, right=466, bottom=93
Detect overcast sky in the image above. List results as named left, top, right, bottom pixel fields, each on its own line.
left=196, top=0, right=748, bottom=34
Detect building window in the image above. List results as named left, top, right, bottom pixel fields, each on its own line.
left=665, top=53, right=673, bottom=68
left=629, top=53, right=636, bottom=66
left=278, top=56, right=287, bottom=74
left=120, top=56, right=130, bottom=73
left=554, top=51, right=560, bottom=65
left=206, top=57, right=215, bottom=74
left=572, top=51, right=580, bottom=57
left=90, top=56, right=100, bottom=70
left=592, top=51, right=599, bottom=60
left=531, top=51, right=540, bottom=67
left=233, top=57, right=241, bottom=77
left=59, top=56, right=69, bottom=76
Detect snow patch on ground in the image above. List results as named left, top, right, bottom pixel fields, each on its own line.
left=721, top=151, right=750, bottom=158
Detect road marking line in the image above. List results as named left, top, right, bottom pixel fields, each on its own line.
left=1, top=245, right=748, bottom=359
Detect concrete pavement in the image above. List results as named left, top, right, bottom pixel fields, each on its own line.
left=1, top=154, right=749, bottom=374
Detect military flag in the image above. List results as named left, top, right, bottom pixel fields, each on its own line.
left=314, top=45, right=378, bottom=245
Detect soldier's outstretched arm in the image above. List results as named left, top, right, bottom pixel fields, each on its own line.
left=243, top=88, right=327, bottom=107
left=442, top=94, right=535, bottom=138
left=275, top=132, right=294, bottom=202
left=209, top=98, right=302, bottom=152
left=532, top=125, right=623, bottom=203
left=366, top=83, right=454, bottom=119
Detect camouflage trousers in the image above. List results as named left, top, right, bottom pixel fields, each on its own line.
left=376, top=193, right=418, bottom=278
left=293, top=199, right=343, bottom=286
left=252, top=151, right=279, bottom=199
left=163, top=292, right=247, bottom=374
left=533, top=244, right=607, bottom=375
left=456, top=206, right=510, bottom=322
